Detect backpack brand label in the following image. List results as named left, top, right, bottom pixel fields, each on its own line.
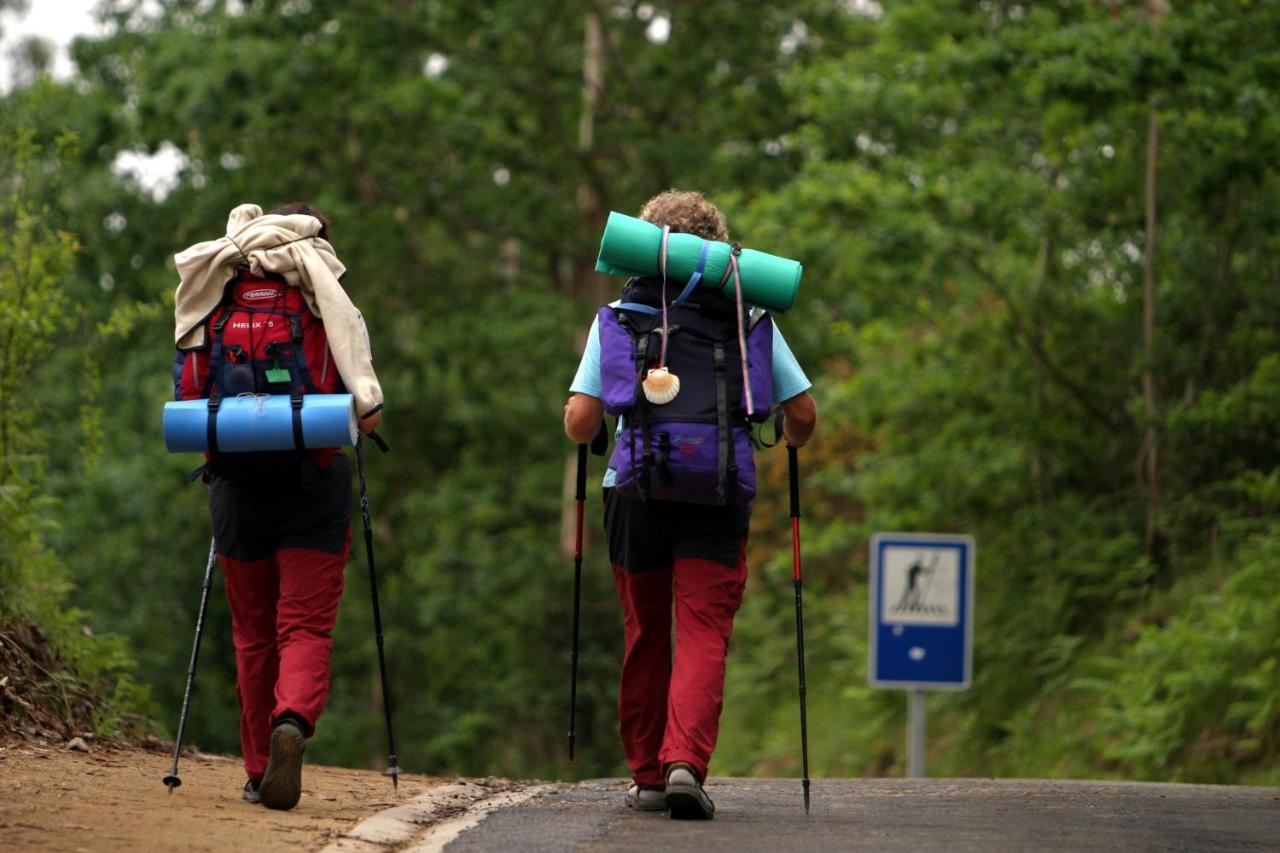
left=241, top=288, right=283, bottom=301
left=673, top=435, right=706, bottom=455
left=231, top=320, right=278, bottom=330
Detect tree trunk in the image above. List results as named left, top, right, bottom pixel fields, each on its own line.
left=572, top=10, right=607, bottom=305
left=1140, top=107, right=1160, bottom=557
left=562, top=11, right=607, bottom=558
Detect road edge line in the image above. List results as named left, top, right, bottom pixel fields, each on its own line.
left=320, top=782, right=491, bottom=852
left=402, top=784, right=559, bottom=852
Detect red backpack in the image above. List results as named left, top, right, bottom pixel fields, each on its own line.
left=177, top=271, right=343, bottom=402
left=174, top=271, right=344, bottom=482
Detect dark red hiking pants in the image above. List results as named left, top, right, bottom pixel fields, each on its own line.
left=604, top=489, right=750, bottom=786
left=209, top=454, right=352, bottom=780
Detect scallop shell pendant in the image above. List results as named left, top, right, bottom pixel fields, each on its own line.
left=642, top=366, right=680, bottom=405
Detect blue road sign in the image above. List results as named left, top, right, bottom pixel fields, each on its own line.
left=869, top=533, right=975, bottom=690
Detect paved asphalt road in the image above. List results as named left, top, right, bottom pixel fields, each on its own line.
left=440, top=777, right=1277, bottom=852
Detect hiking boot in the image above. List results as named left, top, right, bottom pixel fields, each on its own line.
left=259, top=719, right=305, bottom=811
left=664, top=762, right=715, bottom=820
left=242, top=779, right=262, bottom=804
left=625, top=782, right=666, bottom=812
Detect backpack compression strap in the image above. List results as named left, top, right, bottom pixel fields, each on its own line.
left=713, top=342, right=738, bottom=506
left=633, top=334, right=654, bottom=500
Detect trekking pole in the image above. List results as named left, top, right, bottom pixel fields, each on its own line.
left=356, top=435, right=401, bottom=791
left=568, top=442, right=587, bottom=761
left=788, top=445, right=812, bottom=814
left=163, top=538, right=218, bottom=792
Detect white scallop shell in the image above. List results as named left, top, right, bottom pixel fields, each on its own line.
left=642, top=366, right=680, bottom=405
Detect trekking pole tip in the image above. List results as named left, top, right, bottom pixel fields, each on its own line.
left=162, top=774, right=181, bottom=792
left=383, top=765, right=401, bottom=791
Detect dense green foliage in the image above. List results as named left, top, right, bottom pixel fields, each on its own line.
left=1, top=0, right=1276, bottom=785
left=0, top=130, right=152, bottom=737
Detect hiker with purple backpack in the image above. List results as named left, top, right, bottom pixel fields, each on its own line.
left=564, top=190, right=817, bottom=820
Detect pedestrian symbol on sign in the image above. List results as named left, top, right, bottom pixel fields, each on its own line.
left=880, top=547, right=961, bottom=627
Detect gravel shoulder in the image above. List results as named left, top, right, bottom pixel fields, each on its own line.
left=0, top=739, right=443, bottom=852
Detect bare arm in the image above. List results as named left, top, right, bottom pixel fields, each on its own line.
left=564, top=393, right=603, bottom=444
left=780, top=391, right=817, bottom=448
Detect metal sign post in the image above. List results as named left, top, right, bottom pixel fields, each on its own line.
left=908, top=689, right=927, bottom=778
left=868, top=532, right=975, bottom=778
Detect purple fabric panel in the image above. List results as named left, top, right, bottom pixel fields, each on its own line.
left=744, top=315, right=774, bottom=421
left=598, top=306, right=639, bottom=414
left=610, top=422, right=757, bottom=505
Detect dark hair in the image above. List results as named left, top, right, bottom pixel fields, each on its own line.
left=269, top=202, right=330, bottom=241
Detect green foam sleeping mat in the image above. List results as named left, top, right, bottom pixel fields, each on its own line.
left=594, top=211, right=802, bottom=314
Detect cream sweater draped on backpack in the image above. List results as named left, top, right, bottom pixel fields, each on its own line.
left=173, top=204, right=384, bottom=418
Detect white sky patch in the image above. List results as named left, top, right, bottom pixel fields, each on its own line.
left=113, top=142, right=188, bottom=203
left=0, top=0, right=102, bottom=89
left=423, top=52, right=449, bottom=79
left=840, top=0, right=884, bottom=19
left=492, top=166, right=511, bottom=187
left=780, top=21, right=809, bottom=55
left=645, top=14, right=670, bottom=45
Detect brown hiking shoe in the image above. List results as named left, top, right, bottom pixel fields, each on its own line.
left=259, top=720, right=305, bottom=810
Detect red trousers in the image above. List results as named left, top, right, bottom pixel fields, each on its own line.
left=611, top=546, right=748, bottom=787
left=220, top=540, right=349, bottom=779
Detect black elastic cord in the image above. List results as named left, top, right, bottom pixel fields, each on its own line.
left=227, top=234, right=252, bottom=268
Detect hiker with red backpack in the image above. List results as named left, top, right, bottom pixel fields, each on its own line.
left=564, top=190, right=817, bottom=820
left=172, top=203, right=383, bottom=810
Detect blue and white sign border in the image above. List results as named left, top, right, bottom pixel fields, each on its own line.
left=868, top=532, right=975, bottom=691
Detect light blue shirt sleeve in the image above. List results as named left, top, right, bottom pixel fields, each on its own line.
left=771, top=322, right=811, bottom=403
left=569, top=315, right=602, bottom=397
left=569, top=315, right=615, bottom=487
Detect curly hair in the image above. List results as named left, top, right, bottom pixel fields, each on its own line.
left=638, top=190, right=729, bottom=242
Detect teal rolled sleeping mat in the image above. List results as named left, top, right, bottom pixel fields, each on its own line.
left=594, top=211, right=802, bottom=314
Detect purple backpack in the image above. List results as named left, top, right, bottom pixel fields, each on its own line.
left=598, top=277, right=773, bottom=505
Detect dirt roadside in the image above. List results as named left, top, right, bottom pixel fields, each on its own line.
left=0, top=739, right=443, bottom=852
